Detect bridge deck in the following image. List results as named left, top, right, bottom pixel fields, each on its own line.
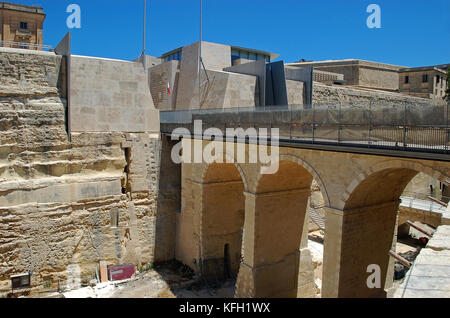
left=161, top=104, right=450, bottom=161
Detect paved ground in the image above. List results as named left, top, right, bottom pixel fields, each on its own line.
left=394, top=225, right=450, bottom=298
left=400, top=196, right=447, bottom=214
left=62, top=261, right=235, bottom=299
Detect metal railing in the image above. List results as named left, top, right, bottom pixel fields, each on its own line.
left=161, top=102, right=450, bottom=155
left=0, top=40, right=53, bottom=51
left=402, top=191, right=449, bottom=202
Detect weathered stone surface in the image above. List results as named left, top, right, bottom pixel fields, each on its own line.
left=313, top=82, right=445, bottom=107
left=0, top=49, right=160, bottom=293
left=178, top=139, right=450, bottom=298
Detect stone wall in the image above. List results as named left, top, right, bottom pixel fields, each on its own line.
left=149, top=60, right=179, bottom=110
left=358, top=66, right=400, bottom=91
left=0, top=48, right=159, bottom=293
left=198, top=70, right=259, bottom=109
left=313, top=82, right=444, bottom=107
left=70, top=55, right=159, bottom=133
left=302, top=60, right=401, bottom=91
left=286, top=80, right=304, bottom=105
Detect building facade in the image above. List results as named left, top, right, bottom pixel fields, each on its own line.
left=286, top=59, right=403, bottom=91
left=0, top=2, right=45, bottom=50
left=399, top=66, right=448, bottom=100
left=287, top=59, right=448, bottom=101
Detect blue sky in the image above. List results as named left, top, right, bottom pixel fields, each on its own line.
left=7, top=0, right=450, bottom=67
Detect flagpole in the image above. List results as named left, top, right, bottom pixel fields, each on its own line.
left=199, top=0, right=202, bottom=108
left=143, top=0, right=147, bottom=68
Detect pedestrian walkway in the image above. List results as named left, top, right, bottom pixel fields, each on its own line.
left=394, top=225, right=450, bottom=298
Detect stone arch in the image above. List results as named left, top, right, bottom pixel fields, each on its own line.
left=235, top=157, right=321, bottom=298
left=324, top=159, right=449, bottom=298
left=253, top=153, right=330, bottom=206
left=199, top=160, right=247, bottom=285
left=340, top=159, right=449, bottom=210
left=200, top=152, right=250, bottom=193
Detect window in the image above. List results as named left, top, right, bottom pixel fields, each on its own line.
left=436, top=76, right=440, bottom=84
left=404, top=76, right=409, bottom=84
left=231, top=49, right=270, bottom=64
left=164, top=51, right=182, bottom=62
left=422, top=74, right=428, bottom=83
left=20, top=22, right=28, bottom=30
left=11, top=273, right=31, bottom=290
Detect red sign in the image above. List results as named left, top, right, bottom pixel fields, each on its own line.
left=107, top=264, right=136, bottom=281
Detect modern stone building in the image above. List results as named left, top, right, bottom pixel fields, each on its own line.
left=146, top=42, right=447, bottom=111
left=146, top=41, right=279, bottom=110
left=0, top=2, right=45, bottom=50
left=0, top=2, right=449, bottom=298
left=287, top=59, right=449, bottom=101
left=399, top=66, right=448, bottom=100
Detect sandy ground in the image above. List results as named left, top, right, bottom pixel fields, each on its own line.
left=51, top=224, right=432, bottom=299
left=61, top=262, right=236, bottom=299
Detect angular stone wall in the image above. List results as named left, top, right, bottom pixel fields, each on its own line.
left=70, top=55, right=160, bottom=133
left=198, top=70, right=259, bottom=109
left=0, top=48, right=159, bottom=293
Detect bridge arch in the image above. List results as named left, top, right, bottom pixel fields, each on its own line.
left=340, top=159, right=448, bottom=209
left=235, top=157, right=327, bottom=298
left=198, top=160, right=247, bottom=286
left=323, top=159, right=450, bottom=298
left=200, top=153, right=250, bottom=193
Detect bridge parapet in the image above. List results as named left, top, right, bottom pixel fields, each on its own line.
left=161, top=103, right=450, bottom=158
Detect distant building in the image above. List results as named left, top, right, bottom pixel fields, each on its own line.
left=286, top=59, right=404, bottom=91
left=144, top=41, right=447, bottom=110
left=145, top=41, right=279, bottom=110
left=0, top=2, right=45, bottom=50
left=399, top=66, right=448, bottom=99
left=287, top=59, right=449, bottom=100
left=159, top=43, right=278, bottom=67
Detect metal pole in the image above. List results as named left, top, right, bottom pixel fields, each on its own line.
left=368, top=99, right=372, bottom=147
left=142, top=0, right=147, bottom=69
left=403, top=101, right=407, bottom=149
left=445, top=99, right=450, bottom=152
left=199, top=0, right=202, bottom=108
left=312, top=104, right=315, bottom=143
left=338, top=103, right=341, bottom=144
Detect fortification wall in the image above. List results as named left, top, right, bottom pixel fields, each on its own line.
left=0, top=48, right=160, bottom=293
left=313, top=82, right=445, bottom=107
left=70, top=55, right=159, bottom=133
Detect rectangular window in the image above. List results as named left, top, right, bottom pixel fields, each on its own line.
left=404, top=76, right=409, bottom=84
left=20, top=22, right=28, bottom=30
left=436, top=76, right=440, bottom=84
left=422, top=74, right=428, bottom=83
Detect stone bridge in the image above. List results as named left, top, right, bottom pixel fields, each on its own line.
left=161, top=137, right=450, bottom=298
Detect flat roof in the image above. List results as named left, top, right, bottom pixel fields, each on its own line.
left=160, top=41, right=279, bottom=61
left=399, top=66, right=447, bottom=74
left=286, top=59, right=405, bottom=71
left=0, top=2, right=44, bottom=14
